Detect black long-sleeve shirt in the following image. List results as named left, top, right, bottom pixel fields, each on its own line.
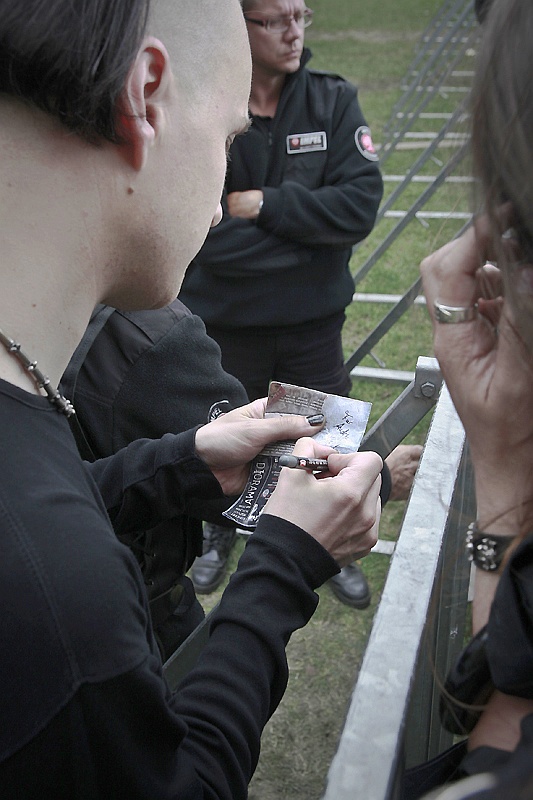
left=0, top=378, right=338, bottom=798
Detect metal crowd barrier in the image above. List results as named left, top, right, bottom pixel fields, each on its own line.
left=346, top=0, right=479, bottom=378
left=346, top=200, right=471, bottom=376
left=322, top=384, right=474, bottom=799
left=380, top=0, right=476, bottom=165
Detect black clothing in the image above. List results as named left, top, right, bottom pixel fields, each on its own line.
left=61, top=302, right=248, bottom=454
left=206, top=310, right=351, bottom=401
left=180, top=47, right=382, bottom=414
left=402, top=740, right=469, bottom=800
left=179, top=48, right=383, bottom=331
left=486, top=535, right=533, bottom=698
left=59, top=300, right=248, bottom=659
left=405, top=534, right=533, bottom=799
left=0, top=377, right=338, bottom=797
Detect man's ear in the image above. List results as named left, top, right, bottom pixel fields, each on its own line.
left=118, top=37, right=173, bottom=171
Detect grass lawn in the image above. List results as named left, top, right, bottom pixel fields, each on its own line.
left=192, top=2, right=476, bottom=797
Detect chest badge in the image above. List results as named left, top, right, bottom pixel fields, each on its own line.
left=286, top=131, right=328, bottom=154
left=355, top=126, right=379, bottom=161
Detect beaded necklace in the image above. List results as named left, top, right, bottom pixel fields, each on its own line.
left=0, top=328, right=75, bottom=417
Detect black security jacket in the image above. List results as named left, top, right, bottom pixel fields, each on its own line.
left=180, top=49, right=383, bottom=328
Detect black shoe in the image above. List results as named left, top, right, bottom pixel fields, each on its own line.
left=191, top=523, right=237, bottom=594
left=328, top=563, right=371, bottom=609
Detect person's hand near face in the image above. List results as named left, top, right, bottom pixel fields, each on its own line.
left=421, top=219, right=533, bottom=545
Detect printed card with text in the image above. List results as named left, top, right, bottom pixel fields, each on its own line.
left=223, top=381, right=371, bottom=529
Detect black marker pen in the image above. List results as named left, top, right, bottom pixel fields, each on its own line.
left=278, top=455, right=330, bottom=472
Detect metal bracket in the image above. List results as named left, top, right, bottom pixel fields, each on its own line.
left=360, top=356, right=442, bottom=459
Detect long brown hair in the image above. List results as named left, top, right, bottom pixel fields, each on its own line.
left=471, top=0, right=533, bottom=347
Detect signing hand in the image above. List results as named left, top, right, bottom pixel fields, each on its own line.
left=264, top=437, right=383, bottom=567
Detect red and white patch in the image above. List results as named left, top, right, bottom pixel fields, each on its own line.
left=355, top=126, right=378, bottom=161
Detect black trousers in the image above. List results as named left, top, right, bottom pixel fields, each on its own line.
left=206, top=311, right=352, bottom=402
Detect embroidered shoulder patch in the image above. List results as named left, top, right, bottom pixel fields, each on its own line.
left=286, top=131, right=327, bottom=154
left=355, top=126, right=378, bottom=161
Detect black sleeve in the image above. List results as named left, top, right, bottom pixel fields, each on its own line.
left=486, top=536, right=533, bottom=698
left=172, top=515, right=339, bottom=796
left=257, top=85, right=383, bottom=249
left=193, top=82, right=382, bottom=279
left=105, top=310, right=249, bottom=451
left=84, top=428, right=225, bottom=535
left=192, top=207, right=316, bottom=278
left=66, top=302, right=249, bottom=458
left=68, top=304, right=249, bottom=523
left=1, top=517, right=338, bottom=800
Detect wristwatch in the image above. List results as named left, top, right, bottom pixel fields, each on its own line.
left=466, top=521, right=515, bottom=571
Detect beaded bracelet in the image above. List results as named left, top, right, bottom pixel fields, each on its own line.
left=466, top=521, right=515, bottom=572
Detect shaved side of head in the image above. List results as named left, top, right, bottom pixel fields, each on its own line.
left=150, top=0, right=250, bottom=100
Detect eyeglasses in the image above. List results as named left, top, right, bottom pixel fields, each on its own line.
left=244, top=8, right=313, bottom=34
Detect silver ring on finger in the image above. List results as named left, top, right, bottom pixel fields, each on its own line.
left=433, top=301, right=478, bottom=324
